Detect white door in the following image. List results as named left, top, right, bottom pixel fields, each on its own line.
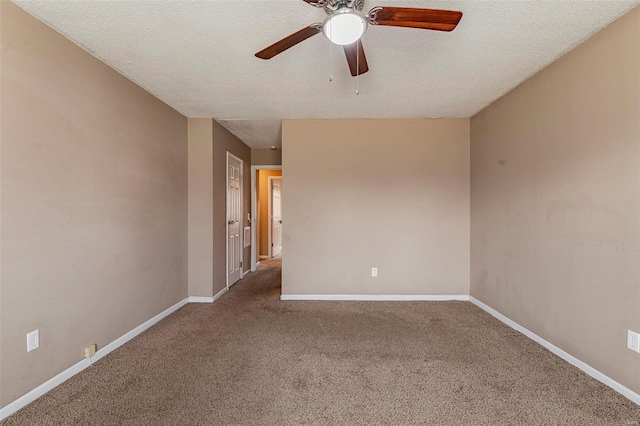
left=270, top=177, right=282, bottom=257
left=227, top=153, right=242, bottom=287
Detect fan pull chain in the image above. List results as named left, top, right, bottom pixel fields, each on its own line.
left=329, top=30, right=333, bottom=82
left=355, top=41, right=360, bottom=95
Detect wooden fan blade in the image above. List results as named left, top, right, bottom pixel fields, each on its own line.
left=343, top=40, right=369, bottom=76
left=255, top=24, right=322, bottom=59
left=368, top=7, right=462, bottom=31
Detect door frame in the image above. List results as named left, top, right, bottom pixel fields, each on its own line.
left=226, top=152, right=244, bottom=289
left=267, top=176, right=283, bottom=259
left=250, top=165, right=282, bottom=272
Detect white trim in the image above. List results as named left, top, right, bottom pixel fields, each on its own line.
left=258, top=255, right=269, bottom=260
left=280, top=294, right=470, bottom=301
left=469, top=296, right=640, bottom=406
left=242, top=270, right=250, bottom=278
left=250, top=165, right=282, bottom=272
left=90, top=298, right=188, bottom=363
left=212, top=286, right=228, bottom=301
left=0, top=358, right=89, bottom=421
left=188, top=287, right=228, bottom=304
left=0, top=297, right=189, bottom=421
left=226, top=152, right=244, bottom=289
left=3, top=292, right=636, bottom=420
left=188, top=296, right=215, bottom=303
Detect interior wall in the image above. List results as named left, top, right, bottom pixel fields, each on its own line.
left=251, top=148, right=282, bottom=166
left=257, top=170, right=282, bottom=256
left=282, top=119, right=470, bottom=296
left=212, top=121, right=251, bottom=294
left=470, top=7, right=640, bottom=394
left=188, top=118, right=213, bottom=297
left=0, top=1, right=188, bottom=407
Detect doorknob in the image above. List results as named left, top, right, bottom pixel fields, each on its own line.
left=228, top=220, right=235, bottom=225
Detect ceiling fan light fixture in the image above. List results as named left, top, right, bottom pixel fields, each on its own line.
left=323, top=9, right=367, bottom=46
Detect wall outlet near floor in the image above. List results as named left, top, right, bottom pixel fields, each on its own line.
left=27, top=329, right=39, bottom=352
left=85, top=344, right=97, bottom=358
left=371, top=267, right=378, bottom=277
left=628, top=330, right=640, bottom=353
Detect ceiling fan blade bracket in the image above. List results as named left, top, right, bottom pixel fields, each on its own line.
left=302, top=0, right=328, bottom=8
left=367, top=6, right=383, bottom=25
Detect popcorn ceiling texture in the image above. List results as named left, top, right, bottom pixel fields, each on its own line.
left=14, top=0, right=640, bottom=148
left=218, top=119, right=283, bottom=149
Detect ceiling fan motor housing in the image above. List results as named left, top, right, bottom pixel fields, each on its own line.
left=324, top=0, right=365, bottom=14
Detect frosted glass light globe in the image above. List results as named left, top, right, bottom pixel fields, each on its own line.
left=323, top=10, right=367, bottom=46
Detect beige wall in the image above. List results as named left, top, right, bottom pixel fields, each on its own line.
left=282, top=119, right=470, bottom=296
left=188, top=119, right=214, bottom=297
left=251, top=148, right=282, bottom=166
left=470, top=7, right=640, bottom=394
left=0, top=1, right=188, bottom=407
left=188, top=120, right=251, bottom=296
left=212, top=121, right=251, bottom=294
left=257, top=170, right=282, bottom=256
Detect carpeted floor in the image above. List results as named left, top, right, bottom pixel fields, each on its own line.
left=3, top=258, right=639, bottom=425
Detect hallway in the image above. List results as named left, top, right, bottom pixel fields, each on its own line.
left=3, top=259, right=639, bottom=425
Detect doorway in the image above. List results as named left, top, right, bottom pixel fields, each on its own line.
left=250, top=166, right=282, bottom=271
left=226, top=152, right=243, bottom=288
left=268, top=176, right=282, bottom=258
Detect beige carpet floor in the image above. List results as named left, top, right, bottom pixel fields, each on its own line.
left=3, top=258, right=639, bottom=425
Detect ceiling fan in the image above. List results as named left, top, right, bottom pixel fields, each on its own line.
left=255, top=0, right=463, bottom=77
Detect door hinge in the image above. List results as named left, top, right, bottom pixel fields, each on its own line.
left=240, top=261, right=243, bottom=267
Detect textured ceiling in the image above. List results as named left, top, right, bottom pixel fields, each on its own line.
left=14, top=0, right=639, bottom=148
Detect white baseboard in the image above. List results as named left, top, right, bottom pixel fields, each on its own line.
left=242, top=270, right=250, bottom=278
left=280, top=294, right=470, bottom=301
left=258, top=255, right=268, bottom=260
left=188, top=296, right=214, bottom=303
left=4, top=291, right=635, bottom=421
left=90, top=298, right=188, bottom=364
left=188, top=287, right=228, bottom=304
left=0, top=297, right=190, bottom=421
left=469, top=296, right=640, bottom=406
left=0, top=357, right=90, bottom=421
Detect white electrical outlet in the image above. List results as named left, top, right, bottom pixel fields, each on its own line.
left=371, top=267, right=378, bottom=277
left=628, top=330, right=640, bottom=353
left=27, top=330, right=39, bottom=352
